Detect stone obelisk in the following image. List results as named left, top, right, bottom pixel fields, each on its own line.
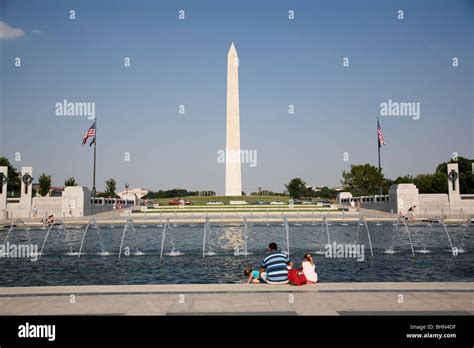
left=225, top=42, right=242, bottom=196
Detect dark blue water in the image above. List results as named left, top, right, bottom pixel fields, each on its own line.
left=0, top=222, right=472, bottom=286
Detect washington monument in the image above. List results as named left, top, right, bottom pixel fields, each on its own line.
left=225, top=42, right=242, bottom=196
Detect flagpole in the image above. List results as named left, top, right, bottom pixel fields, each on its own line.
left=92, top=117, right=97, bottom=200
left=377, top=116, right=382, bottom=196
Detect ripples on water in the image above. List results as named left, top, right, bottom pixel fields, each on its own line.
left=0, top=222, right=472, bottom=286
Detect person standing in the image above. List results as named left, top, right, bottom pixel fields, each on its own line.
left=408, top=206, right=416, bottom=222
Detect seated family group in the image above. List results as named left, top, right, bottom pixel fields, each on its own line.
left=244, top=242, right=317, bottom=286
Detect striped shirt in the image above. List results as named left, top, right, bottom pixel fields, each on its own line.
left=260, top=251, right=289, bottom=282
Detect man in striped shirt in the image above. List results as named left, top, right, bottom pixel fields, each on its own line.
left=259, top=242, right=289, bottom=284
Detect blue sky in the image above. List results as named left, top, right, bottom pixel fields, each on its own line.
left=1, top=0, right=473, bottom=194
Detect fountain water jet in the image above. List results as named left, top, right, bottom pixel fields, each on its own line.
left=415, top=222, right=432, bottom=254
left=77, top=219, right=108, bottom=259
left=166, top=223, right=182, bottom=256
left=383, top=223, right=398, bottom=254
left=384, top=218, right=412, bottom=255
left=458, top=215, right=472, bottom=253
left=283, top=217, right=290, bottom=257
left=202, top=217, right=207, bottom=258
left=242, top=217, right=249, bottom=257
left=399, top=218, right=415, bottom=257
left=173, top=211, right=178, bottom=227
left=159, top=218, right=169, bottom=262
left=118, top=219, right=143, bottom=261
left=440, top=219, right=457, bottom=256
left=39, top=221, right=69, bottom=259
left=2, top=219, right=32, bottom=251
left=202, top=217, right=215, bottom=257
left=159, top=218, right=183, bottom=261
left=354, top=217, right=374, bottom=258
left=202, top=217, right=217, bottom=257
left=323, top=216, right=331, bottom=246
left=314, top=217, right=331, bottom=255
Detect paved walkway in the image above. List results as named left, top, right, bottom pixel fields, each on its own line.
left=0, top=282, right=472, bottom=315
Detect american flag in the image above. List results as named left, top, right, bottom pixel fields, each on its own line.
left=82, top=121, right=96, bottom=146
left=377, top=119, right=385, bottom=147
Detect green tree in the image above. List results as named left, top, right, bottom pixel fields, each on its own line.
left=413, top=172, right=447, bottom=193
left=388, top=157, right=472, bottom=194
left=64, top=177, right=77, bottom=186
left=285, top=178, right=307, bottom=198
left=382, top=175, right=414, bottom=193
left=341, top=164, right=385, bottom=196
left=0, top=157, right=21, bottom=193
left=393, top=175, right=415, bottom=184
left=104, top=178, right=118, bottom=198
left=38, top=173, right=52, bottom=197
left=318, top=186, right=338, bottom=199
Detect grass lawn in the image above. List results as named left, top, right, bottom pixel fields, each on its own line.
left=147, top=195, right=291, bottom=206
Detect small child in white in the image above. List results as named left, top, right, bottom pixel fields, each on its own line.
left=301, top=253, right=318, bottom=284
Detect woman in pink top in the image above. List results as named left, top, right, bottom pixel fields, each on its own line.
left=301, top=253, right=318, bottom=284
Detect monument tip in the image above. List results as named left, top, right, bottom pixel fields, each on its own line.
left=228, top=42, right=238, bottom=56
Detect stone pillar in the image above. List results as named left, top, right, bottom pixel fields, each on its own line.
left=389, top=183, right=419, bottom=214
left=447, top=163, right=460, bottom=201
left=19, top=166, right=33, bottom=218
left=0, top=166, right=7, bottom=219
left=62, top=186, right=91, bottom=217
left=447, top=163, right=461, bottom=213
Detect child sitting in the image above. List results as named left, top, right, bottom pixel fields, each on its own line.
left=244, top=267, right=261, bottom=284
left=287, top=260, right=307, bottom=286
left=301, top=253, right=318, bottom=284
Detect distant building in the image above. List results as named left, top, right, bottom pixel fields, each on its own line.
left=306, top=186, right=321, bottom=192
left=307, top=186, right=343, bottom=192
left=117, top=188, right=149, bottom=200
left=33, top=184, right=64, bottom=197
left=254, top=187, right=271, bottom=195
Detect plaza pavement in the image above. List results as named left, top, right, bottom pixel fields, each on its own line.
left=0, top=282, right=472, bottom=316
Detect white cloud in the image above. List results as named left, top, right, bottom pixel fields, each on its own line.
left=32, top=29, right=41, bottom=35
left=0, top=21, right=25, bottom=40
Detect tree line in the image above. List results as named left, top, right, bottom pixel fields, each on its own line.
left=2, top=156, right=472, bottom=200
left=285, top=156, right=473, bottom=199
